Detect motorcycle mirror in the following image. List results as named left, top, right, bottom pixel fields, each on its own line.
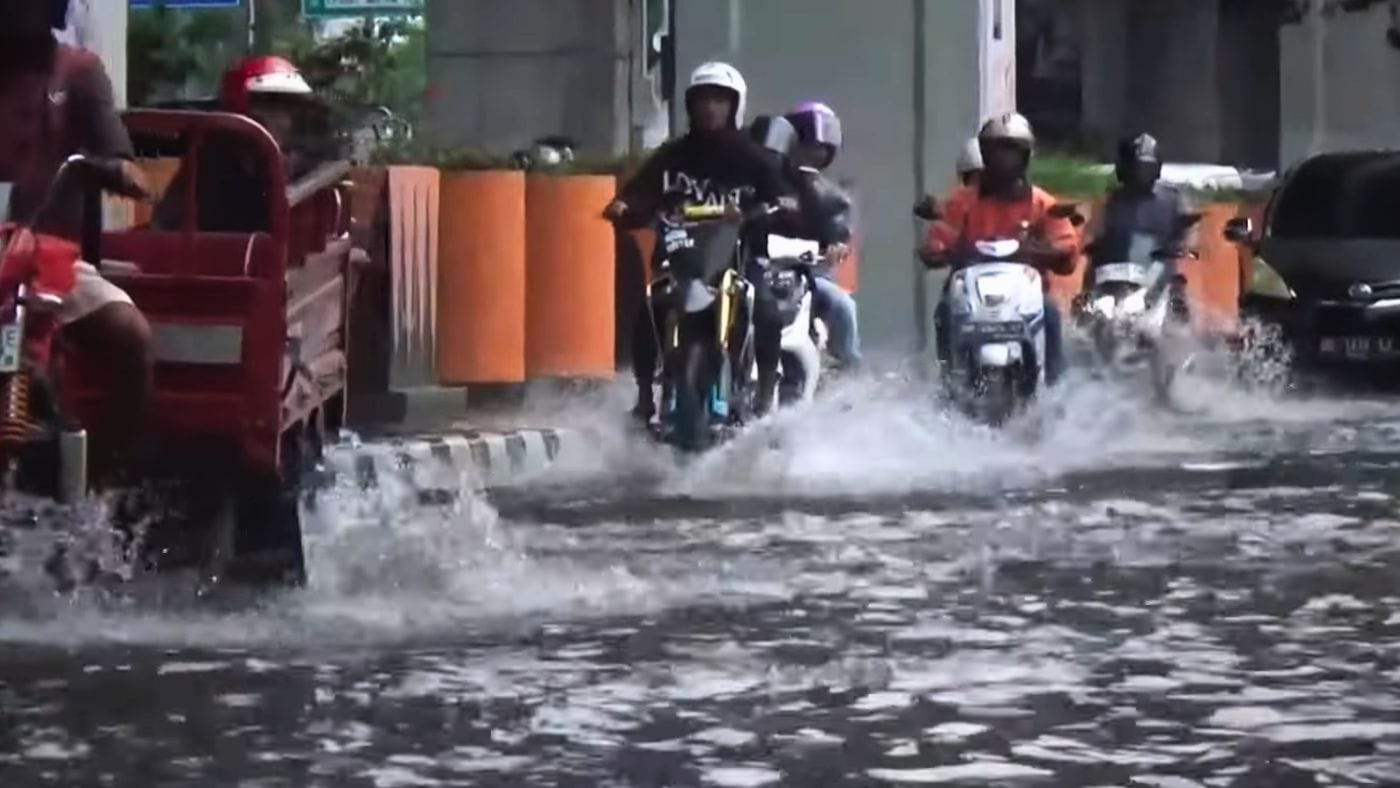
left=1223, top=216, right=1254, bottom=244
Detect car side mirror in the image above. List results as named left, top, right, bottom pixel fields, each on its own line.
left=1223, top=216, right=1254, bottom=244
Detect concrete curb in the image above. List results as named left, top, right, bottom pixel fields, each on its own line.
left=320, top=427, right=580, bottom=499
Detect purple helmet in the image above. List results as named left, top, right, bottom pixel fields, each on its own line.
left=786, top=101, right=843, bottom=151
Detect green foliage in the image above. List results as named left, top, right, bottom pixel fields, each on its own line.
left=128, top=2, right=242, bottom=105
left=1032, top=152, right=1274, bottom=204
left=127, top=1, right=426, bottom=137
left=280, top=17, right=427, bottom=127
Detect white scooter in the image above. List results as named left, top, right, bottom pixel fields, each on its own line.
left=942, top=235, right=1048, bottom=425
left=1073, top=213, right=1202, bottom=400
left=754, top=235, right=828, bottom=411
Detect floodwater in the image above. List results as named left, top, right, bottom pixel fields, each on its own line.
left=1, top=367, right=1399, bottom=787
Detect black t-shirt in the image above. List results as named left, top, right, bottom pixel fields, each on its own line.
left=616, top=130, right=790, bottom=222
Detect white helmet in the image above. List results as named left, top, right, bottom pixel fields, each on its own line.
left=978, top=111, right=1035, bottom=149
left=956, top=136, right=984, bottom=175
left=686, top=61, right=748, bottom=127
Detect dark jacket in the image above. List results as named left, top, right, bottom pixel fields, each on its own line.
left=1088, top=183, right=1191, bottom=268
left=777, top=165, right=853, bottom=249
left=615, top=130, right=790, bottom=227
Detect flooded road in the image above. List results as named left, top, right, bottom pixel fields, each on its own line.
left=1, top=376, right=1399, bottom=786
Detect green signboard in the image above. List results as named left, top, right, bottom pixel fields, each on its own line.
left=302, top=0, right=422, bottom=17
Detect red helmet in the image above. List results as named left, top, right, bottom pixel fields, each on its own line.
left=220, top=56, right=313, bottom=114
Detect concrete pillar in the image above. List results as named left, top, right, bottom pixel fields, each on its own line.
left=424, top=0, right=635, bottom=154
left=61, top=0, right=127, bottom=108
left=1077, top=0, right=1128, bottom=157
left=1126, top=0, right=1222, bottom=162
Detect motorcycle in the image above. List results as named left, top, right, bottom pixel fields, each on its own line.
left=0, top=155, right=128, bottom=507
left=643, top=200, right=777, bottom=451
left=1072, top=212, right=1203, bottom=401
left=760, top=234, right=828, bottom=408
left=916, top=197, right=1082, bottom=425
left=940, top=233, right=1049, bottom=425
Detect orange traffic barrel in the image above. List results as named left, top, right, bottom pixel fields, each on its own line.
left=525, top=174, right=617, bottom=378
left=1181, top=203, right=1244, bottom=332
left=437, top=170, right=527, bottom=383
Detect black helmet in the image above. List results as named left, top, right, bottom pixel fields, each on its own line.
left=1115, top=133, right=1162, bottom=186
left=748, top=114, right=796, bottom=158
left=48, top=0, right=69, bottom=30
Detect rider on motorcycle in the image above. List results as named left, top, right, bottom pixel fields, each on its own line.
left=604, top=62, right=793, bottom=423
left=1082, top=133, right=1195, bottom=319
left=919, top=112, right=1080, bottom=384
left=780, top=101, right=861, bottom=370
left=154, top=55, right=323, bottom=234
left=0, top=0, right=153, bottom=486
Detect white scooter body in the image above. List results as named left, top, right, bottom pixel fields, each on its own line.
left=943, top=239, right=1047, bottom=421
left=1082, top=261, right=1171, bottom=369
left=755, top=235, right=827, bottom=410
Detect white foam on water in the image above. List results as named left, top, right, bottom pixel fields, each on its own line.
left=867, top=761, right=1055, bottom=783
left=701, top=765, right=785, bottom=787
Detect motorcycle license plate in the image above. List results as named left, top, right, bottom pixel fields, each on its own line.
left=1318, top=335, right=1400, bottom=360
left=0, top=321, right=21, bottom=373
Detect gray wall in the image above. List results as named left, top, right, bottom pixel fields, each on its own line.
left=674, top=0, right=995, bottom=352
left=423, top=0, right=634, bottom=153
left=1075, top=0, right=1278, bottom=168
left=1280, top=3, right=1400, bottom=168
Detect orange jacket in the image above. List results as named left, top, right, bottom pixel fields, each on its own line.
left=923, top=184, right=1080, bottom=276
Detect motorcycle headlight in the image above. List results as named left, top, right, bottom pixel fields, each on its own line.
left=1119, top=290, right=1147, bottom=316
left=767, top=268, right=798, bottom=294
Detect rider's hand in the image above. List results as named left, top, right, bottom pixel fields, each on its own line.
left=75, top=157, right=150, bottom=201
left=918, top=245, right=948, bottom=269
left=825, top=242, right=851, bottom=268
left=913, top=195, right=939, bottom=221
left=602, top=199, right=628, bottom=222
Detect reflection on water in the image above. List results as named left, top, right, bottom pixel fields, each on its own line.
left=0, top=471, right=1397, bottom=786
left=0, top=374, right=1398, bottom=785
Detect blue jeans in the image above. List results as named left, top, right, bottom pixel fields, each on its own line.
left=813, top=277, right=861, bottom=367
left=935, top=297, right=1064, bottom=385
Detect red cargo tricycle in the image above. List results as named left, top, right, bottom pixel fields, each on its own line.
left=0, top=110, right=354, bottom=587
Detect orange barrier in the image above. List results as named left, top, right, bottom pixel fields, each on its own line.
left=525, top=174, right=616, bottom=378
left=1236, top=202, right=1268, bottom=298
left=833, top=235, right=859, bottom=293
left=437, top=170, right=527, bottom=383
left=390, top=166, right=444, bottom=386
left=1180, top=203, right=1244, bottom=333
